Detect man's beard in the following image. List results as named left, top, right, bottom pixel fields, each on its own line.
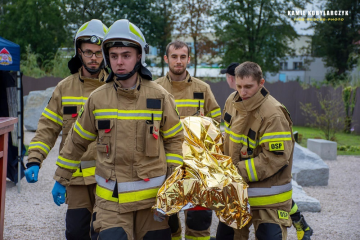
left=169, top=65, right=186, bottom=75
left=86, top=61, right=100, bottom=69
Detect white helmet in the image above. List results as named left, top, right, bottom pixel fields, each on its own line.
left=68, top=19, right=108, bottom=74
left=102, top=19, right=149, bottom=68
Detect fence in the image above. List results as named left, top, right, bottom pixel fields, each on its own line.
left=22, top=76, right=360, bottom=134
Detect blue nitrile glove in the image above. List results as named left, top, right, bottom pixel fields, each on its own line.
left=51, top=181, right=66, bottom=206
left=24, top=165, right=39, bottom=183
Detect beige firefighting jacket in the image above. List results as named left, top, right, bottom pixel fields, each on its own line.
left=28, top=69, right=107, bottom=185
left=53, top=75, right=184, bottom=213
left=155, top=72, right=221, bottom=123
left=223, top=87, right=294, bottom=212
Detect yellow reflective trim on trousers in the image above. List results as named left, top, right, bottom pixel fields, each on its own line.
left=172, top=236, right=182, bottom=240
left=82, top=167, right=95, bottom=177
left=96, top=185, right=118, bottom=203
left=118, top=188, right=159, bottom=204
left=290, top=202, right=298, bottom=215
left=185, top=235, right=210, bottom=240
left=248, top=190, right=293, bottom=206
left=72, top=168, right=83, bottom=177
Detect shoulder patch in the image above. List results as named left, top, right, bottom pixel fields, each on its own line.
left=278, top=210, right=289, bottom=219
left=78, top=106, right=84, bottom=118
left=224, top=112, right=232, bottom=124
left=269, top=141, right=285, bottom=151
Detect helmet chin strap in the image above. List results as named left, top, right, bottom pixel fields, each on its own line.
left=78, top=54, right=104, bottom=75
left=114, top=61, right=141, bottom=81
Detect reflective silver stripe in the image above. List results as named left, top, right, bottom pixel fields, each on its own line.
left=118, top=175, right=166, bottom=193
left=56, top=158, right=79, bottom=168
left=74, top=121, right=97, bottom=140
left=229, top=133, right=257, bottom=148
left=245, top=159, right=257, bottom=182
left=176, top=101, right=204, bottom=106
left=247, top=182, right=292, bottom=197
left=29, top=142, right=50, bottom=153
left=43, top=108, right=63, bottom=124
left=166, top=155, right=183, bottom=163
left=95, top=175, right=116, bottom=191
left=94, top=112, right=162, bottom=119
left=162, top=122, right=182, bottom=138
left=81, top=160, right=96, bottom=169
left=260, top=134, right=292, bottom=141
left=62, top=99, right=84, bottom=103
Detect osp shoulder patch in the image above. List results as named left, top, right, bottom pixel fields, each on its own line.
left=278, top=210, right=289, bottom=220
left=78, top=106, right=84, bottom=118
left=269, top=141, right=285, bottom=151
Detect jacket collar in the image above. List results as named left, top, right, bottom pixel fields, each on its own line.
left=233, top=87, right=269, bottom=113
left=113, top=75, right=141, bottom=99
left=166, top=71, right=192, bottom=91
left=78, top=68, right=106, bottom=83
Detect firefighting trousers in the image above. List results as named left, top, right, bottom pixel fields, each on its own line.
left=216, top=209, right=292, bottom=240
left=92, top=205, right=171, bottom=240
left=65, top=184, right=97, bottom=240
left=169, top=209, right=212, bottom=240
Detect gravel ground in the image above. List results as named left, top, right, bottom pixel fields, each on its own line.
left=4, top=131, right=360, bottom=239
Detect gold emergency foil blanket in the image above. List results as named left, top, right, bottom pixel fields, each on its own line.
left=153, top=116, right=251, bottom=229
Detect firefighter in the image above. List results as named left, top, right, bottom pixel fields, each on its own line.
left=24, top=19, right=108, bottom=240
left=51, top=19, right=184, bottom=240
left=220, top=62, right=313, bottom=240
left=155, top=40, right=221, bottom=240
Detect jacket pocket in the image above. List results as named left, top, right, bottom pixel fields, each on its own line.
left=136, top=121, right=145, bottom=152
left=96, top=119, right=114, bottom=160
left=145, top=121, right=160, bottom=157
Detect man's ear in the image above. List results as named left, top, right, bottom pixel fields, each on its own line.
left=187, top=55, right=191, bottom=64
left=137, top=54, right=142, bottom=61
left=164, top=55, right=169, bottom=64
left=259, top=78, right=265, bottom=87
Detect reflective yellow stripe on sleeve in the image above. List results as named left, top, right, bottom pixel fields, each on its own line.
left=161, top=121, right=183, bottom=139
left=229, top=132, right=257, bottom=148
left=166, top=153, right=183, bottom=165
left=29, top=141, right=51, bottom=155
left=209, top=108, right=221, bottom=118
left=42, top=107, right=63, bottom=126
left=74, top=120, right=97, bottom=141
left=185, top=235, right=211, bottom=240
left=245, top=158, right=258, bottom=182
left=259, top=132, right=292, bottom=144
left=56, top=156, right=80, bottom=170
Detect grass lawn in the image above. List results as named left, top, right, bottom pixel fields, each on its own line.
left=292, top=126, right=360, bottom=156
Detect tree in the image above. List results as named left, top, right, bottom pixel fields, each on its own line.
left=60, top=0, right=112, bottom=41
left=213, top=0, right=310, bottom=73
left=0, top=0, right=67, bottom=61
left=311, top=0, right=360, bottom=78
left=176, top=0, right=213, bottom=77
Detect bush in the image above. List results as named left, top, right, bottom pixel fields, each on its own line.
left=21, top=45, right=46, bottom=78
left=300, top=91, right=343, bottom=141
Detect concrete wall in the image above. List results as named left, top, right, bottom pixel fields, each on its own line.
left=22, top=76, right=62, bottom=96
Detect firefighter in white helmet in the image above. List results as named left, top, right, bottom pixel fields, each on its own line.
left=52, top=19, right=184, bottom=240
left=25, top=19, right=108, bottom=239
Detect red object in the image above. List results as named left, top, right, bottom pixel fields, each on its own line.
left=105, top=179, right=108, bottom=183
left=144, top=178, right=150, bottom=182
left=152, top=133, right=158, bottom=139
left=0, top=48, right=10, bottom=54
left=188, top=206, right=210, bottom=211
left=241, top=151, right=247, bottom=156
left=71, top=113, right=78, bottom=118
left=105, top=129, right=111, bottom=133
left=106, top=145, right=109, bottom=153
left=0, top=117, right=17, bottom=239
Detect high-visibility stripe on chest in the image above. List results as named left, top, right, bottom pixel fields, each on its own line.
left=62, top=96, right=88, bottom=105
left=175, top=99, right=204, bottom=108
left=93, top=109, right=163, bottom=120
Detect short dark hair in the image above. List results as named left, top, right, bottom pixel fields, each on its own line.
left=165, top=40, right=190, bottom=57
left=235, top=61, right=263, bottom=84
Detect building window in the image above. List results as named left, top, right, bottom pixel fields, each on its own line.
left=293, top=62, right=303, bottom=70
left=280, top=62, right=288, bottom=70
